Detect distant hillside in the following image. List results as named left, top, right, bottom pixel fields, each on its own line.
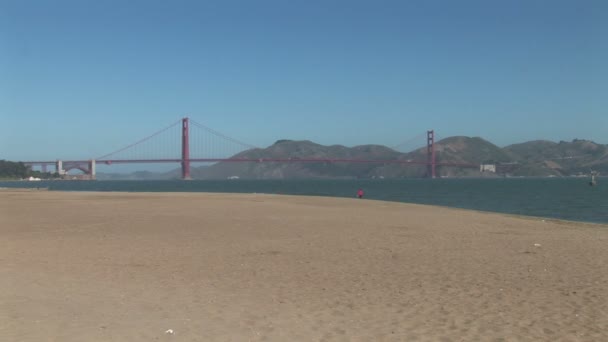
left=113, top=137, right=606, bottom=180
left=190, top=140, right=404, bottom=179
left=397, top=137, right=514, bottom=177
left=504, top=139, right=608, bottom=176
left=191, top=137, right=520, bottom=179
left=98, top=166, right=216, bottom=180
left=96, top=169, right=181, bottom=180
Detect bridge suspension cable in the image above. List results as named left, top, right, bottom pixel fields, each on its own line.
left=95, top=119, right=182, bottom=161
left=391, top=132, right=427, bottom=152
left=189, top=119, right=259, bottom=150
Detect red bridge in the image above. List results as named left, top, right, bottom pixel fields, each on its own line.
left=23, top=118, right=478, bottom=179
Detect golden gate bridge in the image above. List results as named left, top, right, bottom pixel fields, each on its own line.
left=23, top=118, right=478, bottom=179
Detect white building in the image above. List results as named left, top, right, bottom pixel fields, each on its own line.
left=480, top=164, right=496, bottom=173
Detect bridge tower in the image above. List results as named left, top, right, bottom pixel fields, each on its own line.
left=55, top=160, right=65, bottom=175
left=181, top=117, right=191, bottom=180
left=427, top=130, right=436, bottom=178
left=88, top=160, right=96, bottom=180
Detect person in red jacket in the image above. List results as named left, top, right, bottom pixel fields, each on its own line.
left=357, top=188, right=364, bottom=199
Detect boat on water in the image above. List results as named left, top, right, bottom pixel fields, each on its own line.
left=589, top=171, right=598, bottom=186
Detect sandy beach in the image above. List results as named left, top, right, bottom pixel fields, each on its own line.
left=1, top=190, right=607, bottom=341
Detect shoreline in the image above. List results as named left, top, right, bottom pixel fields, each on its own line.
left=1, top=186, right=606, bottom=226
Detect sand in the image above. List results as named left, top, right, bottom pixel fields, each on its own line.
left=1, top=190, right=607, bottom=341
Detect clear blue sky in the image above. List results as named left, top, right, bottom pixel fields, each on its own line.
left=1, top=0, right=607, bottom=162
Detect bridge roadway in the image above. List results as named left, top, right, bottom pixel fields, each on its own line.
left=22, top=119, right=473, bottom=179
left=23, top=158, right=480, bottom=180
left=24, top=158, right=479, bottom=167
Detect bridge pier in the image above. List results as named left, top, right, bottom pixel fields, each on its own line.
left=55, top=160, right=97, bottom=179
left=56, top=160, right=65, bottom=175
left=88, top=160, right=96, bottom=180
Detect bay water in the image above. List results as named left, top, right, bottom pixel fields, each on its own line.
left=1, top=178, right=606, bottom=224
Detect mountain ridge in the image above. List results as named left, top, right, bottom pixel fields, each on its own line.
left=96, top=137, right=607, bottom=179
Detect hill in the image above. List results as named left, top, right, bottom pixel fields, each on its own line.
left=190, top=140, right=404, bottom=179
left=398, top=136, right=514, bottom=177
left=104, top=137, right=606, bottom=180
left=191, top=137, right=517, bottom=179
left=504, top=139, right=608, bottom=176
left=95, top=170, right=177, bottom=180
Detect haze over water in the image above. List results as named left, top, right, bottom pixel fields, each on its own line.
left=2, top=178, right=606, bottom=224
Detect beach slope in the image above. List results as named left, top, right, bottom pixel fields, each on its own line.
left=1, top=190, right=607, bottom=341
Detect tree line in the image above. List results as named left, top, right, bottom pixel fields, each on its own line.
left=0, top=160, right=60, bottom=179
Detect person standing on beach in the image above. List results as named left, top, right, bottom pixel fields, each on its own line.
left=357, top=189, right=364, bottom=199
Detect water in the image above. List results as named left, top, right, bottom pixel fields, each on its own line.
left=1, top=178, right=606, bottom=224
